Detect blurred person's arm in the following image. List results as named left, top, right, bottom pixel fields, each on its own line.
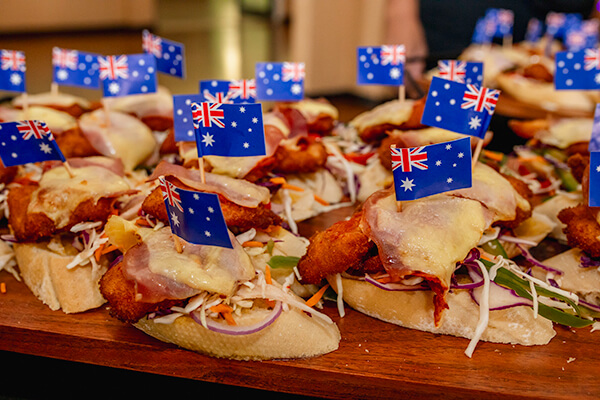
left=385, top=0, right=428, bottom=80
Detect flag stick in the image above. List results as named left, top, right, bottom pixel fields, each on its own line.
left=502, top=34, right=513, bottom=48
left=21, top=92, right=29, bottom=113
left=62, top=160, right=75, bottom=178
left=173, top=234, right=184, bottom=253
left=198, top=156, right=206, bottom=184
left=50, top=82, right=59, bottom=96
left=102, top=99, right=111, bottom=129
left=472, top=138, right=484, bottom=169
left=390, top=144, right=402, bottom=213
left=398, top=84, right=405, bottom=103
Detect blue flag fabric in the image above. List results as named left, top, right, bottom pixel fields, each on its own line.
left=545, top=12, right=582, bottom=39
left=564, top=25, right=599, bottom=52
left=485, top=8, right=514, bottom=37
left=0, top=120, right=65, bottom=167
left=589, top=104, right=600, bottom=152
left=255, top=62, right=305, bottom=101
left=421, top=76, right=499, bottom=139
left=52, top=47, right=100, bottom=89
left=437, top=60, right=483, bottom=86
left=173, top=94, right=203, bottom=142
left=0, top=49, right=26, bottom=93
left=392, top=137, right=472, bottom=201
left=199, top=79, right=257, bottom=104
left=357, top=46, right=405, bottom=86
left=99, top=53, right=157, bottom=97
left=192, top=102, right=266, bottom=157
left=142, top=30, right=185, bottom=79
left=555, top=49, right=600, bottom=90
left=525, top=18, right=543, bottom=43
left=159, top=177, right=232, bottom=249
left=589, top=151, right=600, bottom=207
left=471, top=17, right=494, bottom=44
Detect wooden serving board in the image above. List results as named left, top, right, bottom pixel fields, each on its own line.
left=1, top=206, right=599, bottom=399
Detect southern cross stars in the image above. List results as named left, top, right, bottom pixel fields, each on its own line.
left=400, top=177, right=415, bottom=191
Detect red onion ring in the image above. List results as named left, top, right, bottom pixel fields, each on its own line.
left=191, top=301, right=282, bottom=335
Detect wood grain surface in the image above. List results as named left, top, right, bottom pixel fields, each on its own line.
left=1, top=206, right=599, bottom=400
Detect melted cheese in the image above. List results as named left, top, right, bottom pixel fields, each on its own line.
left=349, top=99, right=415, bottom=132
left=13, top=106, right=78, bottom=133
left=102, top=86, right=173, bottom=118
left=12, top=91, right=91, bottom=109
left=285, top=99, right=339, bottom=121
left=536, top=118, right=593, bottom=149
left=362, top=191, right=487, bottom=286
left=79, top=109, right=157, bottom=171
left=205, top=155, right=264, bottom=179
left=28, top=165, right=130, bottom=229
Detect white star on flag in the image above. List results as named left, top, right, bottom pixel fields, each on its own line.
left=204, top=230, right=211, bottom=237
left=171, top=212, right=180, bottom=226
left=40, top=143, right=52, bottom=154
left=390, top=68, right=401, bottom=79
left=400, top=177, right=416, bottom=191
left=202, top=133, right=215, bottom=147
left=468, top=116, right=482, bottom=130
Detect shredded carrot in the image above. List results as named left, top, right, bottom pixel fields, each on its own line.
left=0, top=282, right=6, bottom=294
left=483, top=150, right=504, bottom=162
left=94, top=233, right=109, bottom=262
left=305, top=284, right=330, bottom=308
left=210, top=304, right=236, bottom=326
left=261, top=225, right=281, bottom=234
left=265, top=265, right=272, bottom=285
left=100, top=244, right=119, bottom=255
left=313, top=194, right=329, bottom=206
left=135, top=218, right=153, bottom=227
left=518, top=155, right=547, bottom=164
left=281, top=183, right=305, bottom=192
left=242, top=240, right=264, bottom=248
left=269, top=177, right=287, bottom=185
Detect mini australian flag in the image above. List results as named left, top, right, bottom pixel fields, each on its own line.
left=99, top=53, right=157, bottom=97
left=0, top=120, right=65, bottom=167
left=545, top=12, right=581, bottom=39
left=52, top=47, right=100, bottom=89
left=142, top=30, right=185, bottom=79
left=0, top=49, right=26, bottom=93
left=421, top=76, right=500, bottom=139
left=357, top=45, right=404, bottom=86
left=485, top=8, right=514, bottom=38
left=173, top=94, right=203, bottom=142
left=589, top=103, right=600, bottom=152
left=159, top=177, right=233, bottom=248
left=392, top=137, right=472, bottom=201
left=437, top=60, right=483, bottom=86
left=199, top=79, right=257, bottom=103
left=589, top=151, right=600, bottom=207
left=255, top=62, right=305, bottom=101
left=525, top=18, right=543, bottom=43
left=471, top=17, right=495, bottom=44
left=555, top=48, right=600, bottom=90
left=192, top=102, right=266, bottom=157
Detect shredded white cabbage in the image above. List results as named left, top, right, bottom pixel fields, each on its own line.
left=281, top=189, right=298, bottom=234
left=335, top=273, right=345, bottom=318
left=465, top=260, right=490, bottom=358
left=65, top=227, right=108, bottom=278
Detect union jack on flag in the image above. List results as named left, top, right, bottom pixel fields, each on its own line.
left=437, top=60, right=483, bottom=85
left=142, top=30, right=162, bottom=58
left=380, top=45, right=406, bottom=66
left=255, top=62, right=305, bottom=101
left=159, top=176, right=183, bottom=212
left=545, top=12, right=581, bottom=39
left=99, top=53, right=157, bottom=97
left=461, top=84, right=499, bottom=114
left=193, top=102, right=266, bottom=158
left=555, top=48, right=600, bottom=90
left=392, top=137, right=472, bottom=201
left=0, top=120, right=65, bottom=166
left=159, top=176, right=233, bottom=249
left=421, top=76, right=500, bottom=138
left=391, top=146, right=428, bottom=173
left=52, top=47, right=100, bottom=89
left=142, top=30, right=185, bottom=78
left=0, top=49, right=26, bottom=92
left=228, top=79, right=256, bottom=101
left=357, top=46, right=404, bottom=86
left=99, top=55, right=129, bottom=80
left=192, top=102, right=225, bottom=129
left=52, top=48, right=78, bottom=70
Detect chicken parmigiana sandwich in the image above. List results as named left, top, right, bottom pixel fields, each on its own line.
left=99, top=171, right=340, bottom=361
left=296, top=161, right=598, bottom=356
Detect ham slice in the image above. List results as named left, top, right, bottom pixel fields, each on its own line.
left=148, top=161, right=271, bottom=207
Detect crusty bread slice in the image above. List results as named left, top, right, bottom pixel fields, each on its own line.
left=135, top=305, right=341, bottom=361
left=329, top=275, right=555, bottom=346
left=14, top=242, right=107, bottom=313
